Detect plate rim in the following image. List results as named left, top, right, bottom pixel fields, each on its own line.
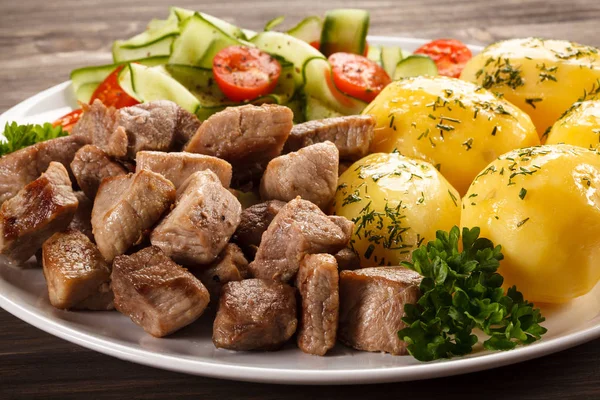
left=1, top=35, right=599, bottom=385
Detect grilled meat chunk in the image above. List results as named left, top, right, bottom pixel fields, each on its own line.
left=338, top=267, right=422, bottom=355
left=183, top=104, right=293, bottom=187
left=92, top=170, right=175, bottom=262
left=71, top=145, right=127, bottom=199
left=284, top=115, right=375, bottom=161
left=72, top=100, right=126, bottom=157
left=260, top=142, right=339, bottom=210
left=195, top=243, right=249, bottom=302
left=0, top=162, right=78, bottom=265
left=213, top=279, right=297, bottom=351
left=42, top=229, right=113, bottom=310
left=334, top=248, right=361, bottom=271
left=151, top=170, right=241, bottom=265
left=248, top=198, right=353, bottom=282
left=136, top=151, right=232, bottom=189
left=115, top=100, right=201, bottom=157
left=0, top=135, right=89, bottom=205
left=112, top=246, right=210, bottom=337
left=296, top=254, right=339, bottom=356
left=72, top=100, right=201, bottom=158
left=232, top=200, right=285, bottom=258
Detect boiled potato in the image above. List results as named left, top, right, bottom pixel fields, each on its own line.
left=363, top=75, right=539, bottom=195
left=546, top=99, right=600, bottom=148
left=460, top=38, right=600, bottom=138
left=334, top=152, right=461, bottom=268
left=461, top=144, right=600, bottom=303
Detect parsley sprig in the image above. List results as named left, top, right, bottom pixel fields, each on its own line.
left=398, top=226, right=547, bottom=361
left=0, top=122, right=67, bottom=156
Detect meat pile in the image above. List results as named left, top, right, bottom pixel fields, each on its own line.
left=0, top=100, right=422, bottom=356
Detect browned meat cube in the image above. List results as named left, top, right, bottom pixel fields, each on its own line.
left=0, top=162, right=78, bottom=265
left=71, top=145, right=127, bottom=199
left=68, top=191, right=94, bottom=241
left=73, top=100, right=201, bottom=158
left=0, top=135, right=89, bottom=205
left=334, top=248, right=361, bottom=271
left=42, top=229, right=113, bottom=310
left=115, top=101, right=201, bottom=157
left=284, top=115, right=375, bottom=161
left=248, top=198, right=353, bottom=282
left=338, top=267, right=422, bottom=355
left=213, top=279, right=297, bottom=351
left=112, top=246, right=210, bottom=337
left=195, top=243, right=249, bottom=302
left=92, top=170, right=175, bottom=262
left=72, top=100, right=125, bottom=157
left=183, top=104, right=293, bottom=187
left=296, top=254, right=339, bottom=356
left=136, top=151, right=232, bottom=189
left=151, top=170, right=241, bottom=265
left=259, top=142, right=339, bottom=210
left=232, top=200, right=285, bottom=258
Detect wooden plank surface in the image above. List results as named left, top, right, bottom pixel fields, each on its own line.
left=1, top=0, right=600, bottom=398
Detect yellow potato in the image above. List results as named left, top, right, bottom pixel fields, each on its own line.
left=363, top=76, right=539, bottom=195
left=460, top=144, right=600, bottom=303
left=546, top=100, right=600, bottom=148
left=334, top=152, right=461, bottom=268
left=460, top=38, right=600, bottom=139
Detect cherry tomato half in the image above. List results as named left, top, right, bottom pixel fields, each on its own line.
left=328, top=52, right=391, bottom=103
left=213, top=46, right=282, bottom=102
left=414, top=39, right=472, bottom=78
left=53, top=65, right=139, bottom=129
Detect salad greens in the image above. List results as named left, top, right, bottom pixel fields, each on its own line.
left=398, top=226, right=547, bottom=361
left=0, top=122, right=67, bottom=156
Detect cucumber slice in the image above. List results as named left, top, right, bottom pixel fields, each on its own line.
left=113, top=35, right=175, bottom=63
left=171, top=7, right=246, bottom=39
left=367, top=45, right=382, bottom=65
left=302, top=57, right=367, bottom=115
left=381, top=46, right=403, bottom=77
left=119, top=64, right=200, bottom=114
left=286, top=16, right=322, bottom=44
left=304, top=96, right=344, bottom=121
left=169, top=13, right=243, bottom=69
left=264, top=16, right=285, bottom=31
left=251, top=31, right=324, bottom=86
left=320, top=9, right=369, bottom=56
left=285, top=96, right=305, bottom=123
left=70, top=56, right=168, bottom=102
left=393, top=55, right=438, bottom=80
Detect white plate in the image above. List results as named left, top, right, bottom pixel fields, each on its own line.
left=1, top=37, right=600, bottom=385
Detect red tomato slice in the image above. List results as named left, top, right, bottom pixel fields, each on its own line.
left=328, top=52, right=391, bottom=103
left=213, top=46, right=282, bottom=102
left=53, top=65, right=139, bottom=130
left=52, top=109, right=82, bottom=132
left=414, top=39, right=472, bottom=78
left=90, top=65, right=140, bottom=108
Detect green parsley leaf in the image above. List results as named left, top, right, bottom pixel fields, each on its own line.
left=398, top=226, right=547, bottom=361
left=0, top=122, right=67, bottom=156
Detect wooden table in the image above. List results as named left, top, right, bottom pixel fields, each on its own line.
left=1, top=0, right=599, bottom=398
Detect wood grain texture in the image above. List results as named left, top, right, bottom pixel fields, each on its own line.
left=1, top=0, right=600, bottom=398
